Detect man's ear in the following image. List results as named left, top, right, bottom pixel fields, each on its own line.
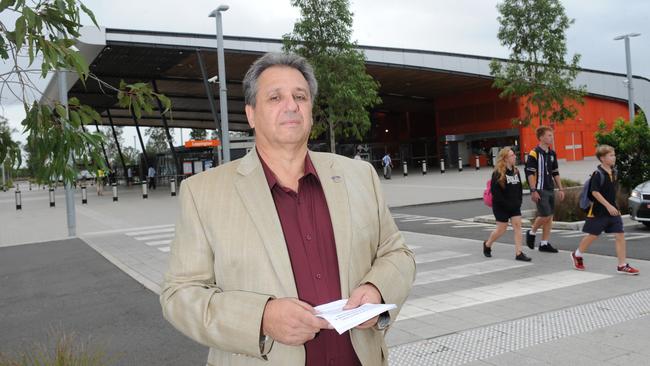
left=245, top=104, right=255, bottom=129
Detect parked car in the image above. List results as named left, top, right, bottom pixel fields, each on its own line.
left=629, top=180, right=650, bottom=227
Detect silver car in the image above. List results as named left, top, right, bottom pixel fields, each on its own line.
left=629, top=181, right=650, bottom=227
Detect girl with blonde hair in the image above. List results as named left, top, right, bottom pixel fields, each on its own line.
left=483, top=147, right=530, bottom=261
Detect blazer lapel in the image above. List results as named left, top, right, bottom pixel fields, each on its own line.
left=310, top=152, right=352, bottom=297
left=234, top=149, right=298, bottom=298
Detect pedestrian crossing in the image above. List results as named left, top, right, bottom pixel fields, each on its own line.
left=392, top=213, right=650, bottom=241
left=125, top=224, right=175, bottom=252
left=120, top=218, right=621, bottom=323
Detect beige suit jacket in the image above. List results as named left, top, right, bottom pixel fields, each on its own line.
left=160, top=149, right=415, bottom=366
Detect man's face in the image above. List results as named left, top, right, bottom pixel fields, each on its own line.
left=245, top=66, right=313, bottom=149
left=540, top=130, right=554, bottom=145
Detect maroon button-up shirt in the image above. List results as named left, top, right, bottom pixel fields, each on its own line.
left=260, top=152, right=361, bottom=366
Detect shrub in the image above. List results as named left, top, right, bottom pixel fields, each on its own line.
left=595, top=112, right=650, bottom=191
left=0, top=330, right=116, bottom=366
left=550, top=186, right=630, bottom=222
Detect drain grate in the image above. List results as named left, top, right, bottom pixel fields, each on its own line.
left=389, top=289, right=650, bottom=365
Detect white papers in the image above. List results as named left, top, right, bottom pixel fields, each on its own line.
left=314, top=299, right=396, bottom=334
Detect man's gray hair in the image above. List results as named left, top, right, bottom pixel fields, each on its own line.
left=242, top=52, right=318, bottom=107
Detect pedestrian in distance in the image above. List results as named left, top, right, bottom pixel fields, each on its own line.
left=525, top=125, right=565, bottom=253
left=571, top=145, right=639, bottom=275
left=147, top=165, right=156, bottom=190
left=96, top=168, right=105, bottom=196
left=483, top=147, right=531, bottom=261
left=382, top=153, right=393, bottom=179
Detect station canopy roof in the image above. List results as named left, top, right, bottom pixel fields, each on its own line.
left=51, top=27, right=494, bottom=132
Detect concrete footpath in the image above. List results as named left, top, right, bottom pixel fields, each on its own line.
left=1, top=158, right=649, bottom=365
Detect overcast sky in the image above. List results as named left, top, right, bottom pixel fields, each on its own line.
left=2, top=0, right=649, bottom=146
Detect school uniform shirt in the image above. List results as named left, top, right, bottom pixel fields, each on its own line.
left=525, top=146, right=559, bottom=191
left=490, top=168, right=523, bottom=211
left=587, top=166, right=619, bottom=218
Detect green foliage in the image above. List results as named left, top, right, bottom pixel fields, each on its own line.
left=595, top=112, right=650, bottom=191
left=189, top=128, right=207, bottom=140
left=1, top=1, right=172, bottom=186
left=0, top=116, right=21, bottom=169
left=21, top=98, right=105, bottom=184
left=116, top=81, right=171, bottom=120
left=0, top=0, right=98, bottom=79
left=490, top=0, right=586, bottom=127
left=283, top=0, right=381, bottom=152
left=145, top=127, right=173, bottom=155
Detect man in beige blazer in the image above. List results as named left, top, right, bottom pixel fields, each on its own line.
left=161, top=52, right=415, bottom=365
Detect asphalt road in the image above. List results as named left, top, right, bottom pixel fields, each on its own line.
left=391, top=199, right=650, bottom=261
left=0, top=239, right=206, bottom=365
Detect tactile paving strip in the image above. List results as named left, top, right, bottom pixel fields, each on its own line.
left=389, top=289, right=650, bottom=365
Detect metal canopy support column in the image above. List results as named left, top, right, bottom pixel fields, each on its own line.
left=94, top=120, right=112, bottom=171
left=151, top=80, right=183, bottom=178
left=130, top=110, right=149, bottom=164
left=106, top=109, right=128, bottom=180
left=196, top=49, right=222, bottom=141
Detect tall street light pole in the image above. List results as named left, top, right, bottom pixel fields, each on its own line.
left=614, top=33, right=641, bottom=123
left=209, top=5, right=231, bottom=163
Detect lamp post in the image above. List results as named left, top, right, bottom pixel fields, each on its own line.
left=614, top=33, right=641, bottom=123
left=209, top=5, right=231, bottom=163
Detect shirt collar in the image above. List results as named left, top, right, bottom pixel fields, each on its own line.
left=258, top=149, right=319, bottom=190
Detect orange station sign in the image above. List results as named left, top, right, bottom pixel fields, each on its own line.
left=184, top=139, right=220, bottom=148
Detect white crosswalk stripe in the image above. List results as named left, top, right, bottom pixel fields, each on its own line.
left=415, top=250, right=471, bottom=264
left=398, top=270, right=610, bottom=320
left=125, top=227, right=175, bottom=236
left=133, top=233, right=175, bottom=241
left=414, top=259, right=532, bottom=286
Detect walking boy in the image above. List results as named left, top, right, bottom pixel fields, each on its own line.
left=571, top=145, right=639, bottom=275
left=382, top=153, right=393, bottom=179
left=525, top=126, right=564, bottom=253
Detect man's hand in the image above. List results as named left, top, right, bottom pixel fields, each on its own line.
left=343, top=283, right=382, bottom=329
left=607, top=204, right=621, bottom=217
left=556, top=190, right=565, bottom=202
left=262, top=298, right=331, bottom=346
left=531, top=190, right=541, bottom=203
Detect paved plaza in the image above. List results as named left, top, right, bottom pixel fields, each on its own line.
left=1, top=159, right=649, bottom=365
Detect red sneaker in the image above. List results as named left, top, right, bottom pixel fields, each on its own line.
left=617, top=264, right=640, bottom=275
left=571, top=251, right=585, bottom=271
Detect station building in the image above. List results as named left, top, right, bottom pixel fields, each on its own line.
left=43, top=27, right=650, bottom=175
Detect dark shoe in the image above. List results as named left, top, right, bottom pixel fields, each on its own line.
left=526, top=230, right=535, bottom=249
left=483, top=241, right=492, bottom=258
left=515, top=252, right=532, bottom=261
left=539, top=243, right=559, bottom=253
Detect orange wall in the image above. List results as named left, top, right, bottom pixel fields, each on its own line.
left=519, top=96, right=628, bottom=160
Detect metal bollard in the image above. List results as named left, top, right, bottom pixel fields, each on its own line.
left=475, top=155, right=480, bottom=170
left=29, top=181, right=32, bottom=190
left=422, top=160, right=427, bottom=175
left=458, top=157, right=463, bottom=172
left=170, top=178, right=177, bottom=197
left=440, top=159, right=445, bottom=174
left=403, top=161, right=408, bottom=176
left=112, top=183, right=118, bottom=202
left=15, top=189, right=21, bottom=210
left=81, top=185, right=88, bottom=204
left=49, top=187, right=55, bottom=207
left=142, top=181, right=148, bottom=199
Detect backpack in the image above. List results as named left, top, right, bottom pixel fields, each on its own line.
left=483, top=179, right=493, bottom=207
left=579, top=170, right=606, bottom=212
